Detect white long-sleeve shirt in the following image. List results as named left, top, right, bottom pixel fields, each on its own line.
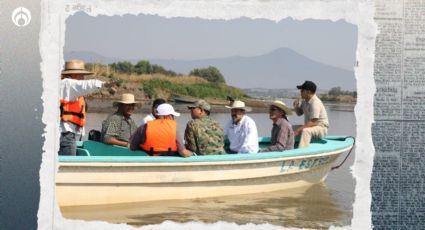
left=224, top=115, right=259, bottom=153
left=59, top=78, right=104, bottom=135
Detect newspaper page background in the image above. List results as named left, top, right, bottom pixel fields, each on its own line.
left=34, top=0, right=392, bottom=229
left=372, top=0, right=425, bottom=229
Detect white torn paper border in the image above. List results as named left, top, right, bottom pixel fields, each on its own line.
left=38, top=0, right=376, bottom=229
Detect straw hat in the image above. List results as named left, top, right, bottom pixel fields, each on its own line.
left=61, top=59, right=93, bottom=75
left=270, top=100, right=293, bottom=115
left=225, top=100, right=252, bottom=112
left=157, top=103, right=180, bottom=117
left=113, top=93, right=141, bottom=106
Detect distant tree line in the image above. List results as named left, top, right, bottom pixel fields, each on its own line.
left=110, top=61, right=178, bottom=76
left=328, top=87, right=357, bottom=97
left=90, top=61, right=227, bottom=84
left=189, top=66, right=226, bottom=83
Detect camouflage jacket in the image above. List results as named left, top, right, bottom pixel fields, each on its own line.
left=184, top=116, right=225, bottom=155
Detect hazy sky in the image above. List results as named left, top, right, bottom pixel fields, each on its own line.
left=65, top=12, right=357, bottom=71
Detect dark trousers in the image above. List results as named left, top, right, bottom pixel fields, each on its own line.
left=59, top=132, right=77, bottom=156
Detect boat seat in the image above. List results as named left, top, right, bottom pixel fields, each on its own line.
left=311, top=138, right=327, bottom=144
left=82, top=141, right=148, bottom=156
left=76, top=148, right=90, bottom=156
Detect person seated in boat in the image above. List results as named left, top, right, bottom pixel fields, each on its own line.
left=293, top=80, right=329, bottom=148
left=59, top=59, right=116, bottom=156
left=129, top=103, right=193, bottom=157
left=224, top=100, right=259, bottom=153
left=139, top=98, right=166, bottom=126
left=185, top=100, right=225, bottom=155
left=101, top=93, right=139, bottom=147
left=226, top=95, right=235, bottom=106
left=259, top=100, right=295, bottom=152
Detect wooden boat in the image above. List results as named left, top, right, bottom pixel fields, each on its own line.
left=56, top=136, right=354, bottom=207
left=172, top=96, right=198, bottom=104
left=172, top=96, right=234, bottom=106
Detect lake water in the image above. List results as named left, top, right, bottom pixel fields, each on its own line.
left=61, top=101, right=356, bottom=229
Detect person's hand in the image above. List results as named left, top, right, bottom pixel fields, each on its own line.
left=108, top=87, right=118, bottom=95
left=293, top=98, right=300, bottom=109
left=103, top=80, right=116, bottom=88
left=104, top=81, right=118, bottom=94
left=294, top=128, right=302, bottom=136
left=180, top=149, right=193, bottom=157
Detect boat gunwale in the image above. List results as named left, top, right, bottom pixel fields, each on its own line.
left=58, top=136, right=354, bottom=165
left=59, top=147, right=350, bottom=167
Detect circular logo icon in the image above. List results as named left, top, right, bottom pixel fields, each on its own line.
left=12, top=7, right=31, bottom=27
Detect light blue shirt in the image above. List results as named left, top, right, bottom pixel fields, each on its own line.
left=224, top=115, right=259, bottom=153
left=139, top=113, right=155, bottom=126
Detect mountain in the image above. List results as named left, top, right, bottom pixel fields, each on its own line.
left=65, top=48, right=356, bottom=90
left=65, top=51, right=123, bottom=64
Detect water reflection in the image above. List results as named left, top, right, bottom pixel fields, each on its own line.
left=61, top=183, right=350, bottom=228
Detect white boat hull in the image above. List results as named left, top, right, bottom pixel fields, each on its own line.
left=56, top=147, right=349, bottom=207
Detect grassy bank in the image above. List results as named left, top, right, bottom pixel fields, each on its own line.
left=84, top=64, right=248, bottom=102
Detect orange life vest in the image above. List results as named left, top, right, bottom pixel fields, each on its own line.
left=140, top=119, right=177, bottom=155
left=60, top=96, right=86, bottom=127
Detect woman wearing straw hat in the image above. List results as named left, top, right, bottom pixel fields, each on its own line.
left=224, top=100, right=259, bottom=153
left=259, top=100, right=295, bottom=152
left=101, top=93, right=140, bottom=147
left=59, top=59, right=116, bottom=156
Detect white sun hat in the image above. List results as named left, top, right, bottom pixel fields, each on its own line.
left=225, top=100, right=252, bottom=112
left=156, top=103, right=180, bottom=117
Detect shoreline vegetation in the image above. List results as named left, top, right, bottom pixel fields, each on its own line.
left=84, top=62, right=356, bottom=113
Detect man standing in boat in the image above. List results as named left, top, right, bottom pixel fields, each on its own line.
left=185, top=100, right=225, bottom=155
left=224, top=100, right=259, bottom=153
left=129, top=103, right=193, bottom=157
left=59, top=59, right=116, bottom=155
left=293, top=80, right=329, bottom=148
left=101, top=93, right=140, bottom=147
